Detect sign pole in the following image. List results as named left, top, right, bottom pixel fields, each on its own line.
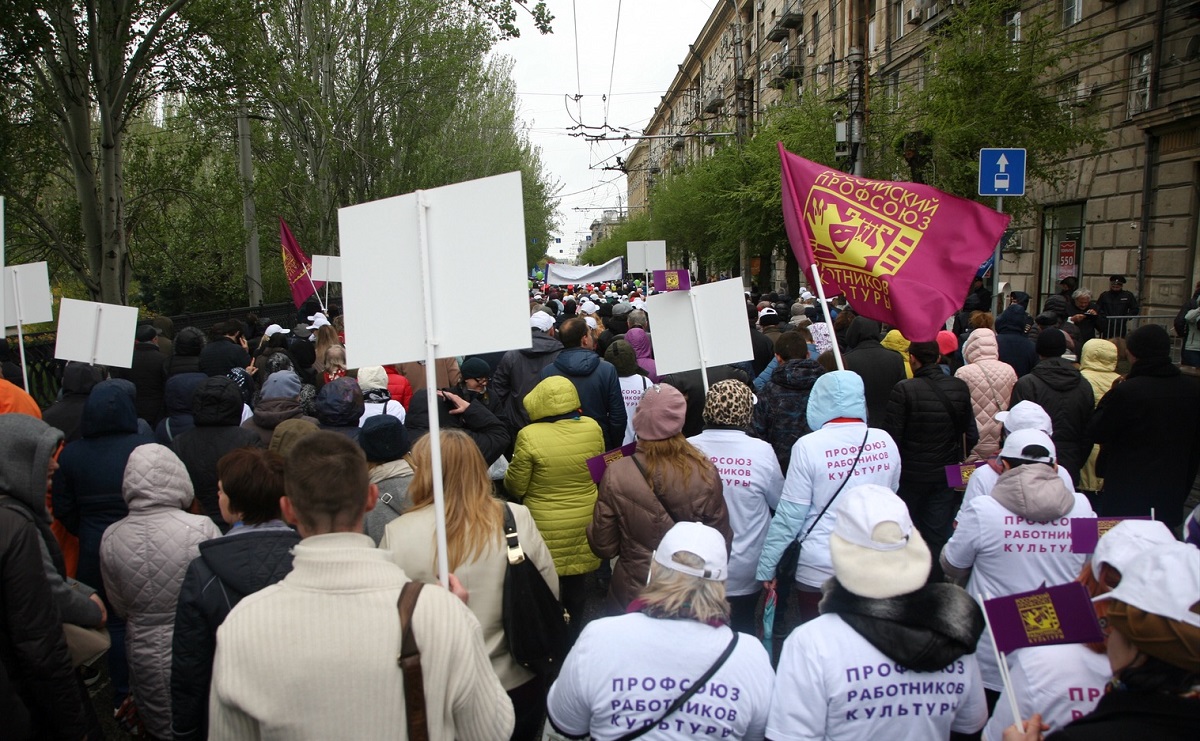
left=993, top=196, right=1004, bottom=315
left=416, top=190, right=451, bottom=589
left=11, top=271, right=30, bottom=393
left=689, top=291, right=711, bottom=394
left=981, top=592, right=1025, bottom=734
left=809, top=264, right=845, bottom=370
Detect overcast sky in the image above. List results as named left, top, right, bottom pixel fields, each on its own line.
left=495, top=1, right=718, bottom=255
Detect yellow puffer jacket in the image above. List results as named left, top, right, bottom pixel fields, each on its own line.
left=881, top=330, right=913, bottom=378
left=505, top=376, right=605, bottom=575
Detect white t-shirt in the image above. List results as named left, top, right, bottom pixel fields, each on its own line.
left=982, top=643, right=1111, bottom=741
left=547, top=613, right=774, bottom=740
left=688, top=430, right=784, bottom=596
left=942, top=492, right=1095, bottom=690
left=960, top=462, right=1074, bottom=512
left=619, top=374, right=652, bottom=445
left=783, top=422, right=901, bottom=588
left=359, top=399, right=406, bottom=427
left=768, top=614, right=987, bottom=741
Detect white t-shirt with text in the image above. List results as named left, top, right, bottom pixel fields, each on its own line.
left=619, top=374, right=652, bottom=445
left=982, top=643, right=1111, bottom=741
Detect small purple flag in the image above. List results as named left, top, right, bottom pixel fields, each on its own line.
left=586, top=442, right=638, bottom=484
left=1070, top=516, right=1151, bottom=554
left=984, top=582, right=1104, bottom=654
left=652, top=269, right=691, bottom=292
left=945, top=461, right=980, bottom=489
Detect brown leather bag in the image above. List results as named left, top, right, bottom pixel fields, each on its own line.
left=397, top=581, right=428, bottom=741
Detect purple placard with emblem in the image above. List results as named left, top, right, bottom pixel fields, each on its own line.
left=985, top=582, right=1104, bottom=654
left=945, top=461, right=980, bottom=489
left=1069, top=516, right=1151, bottom=554
left=586, top=442, right=638, bottom=484
left=652, top=269, right=691, bottom=292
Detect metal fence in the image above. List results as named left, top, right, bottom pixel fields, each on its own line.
left=1101, top=315, right=1183, bottom=363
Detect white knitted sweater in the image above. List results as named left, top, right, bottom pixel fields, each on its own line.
left=208, top=532, right=514, bottom=740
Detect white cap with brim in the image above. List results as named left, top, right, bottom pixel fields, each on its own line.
left=529, top=312, right=555, bottom=332
left=830, top=484, right=931, bottom=599
left=652, top=521, right=728, bottom=581
left=995, top=400, right=1053, bottom=435
left=1091, top=519, right=1177, bottom=581
left=1000, top=428, right=1056, bottom=464
left=1092, top=542, right=1200, bottom=628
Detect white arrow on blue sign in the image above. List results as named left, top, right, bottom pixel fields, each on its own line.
left=978, top=148, right=1026, bottom=197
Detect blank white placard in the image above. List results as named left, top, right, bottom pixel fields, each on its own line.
left=645, top=278, right=753, bottom=376
left=626, top=240, right=667, bottom=273
left=4, top=262, right=54, bottom=327
left=311, top=255, right=342, bottom=282
left=54, top=297, right=138, bottom=368
left=338, top=172, right=532, bottom=368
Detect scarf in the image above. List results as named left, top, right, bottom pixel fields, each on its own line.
left=369, top=457, right=413, bottom=484
left=362, top=387, right=391, bottom=404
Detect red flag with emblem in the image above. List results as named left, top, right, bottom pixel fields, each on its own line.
left=779, top=144, right=1011, bottom=341
left=280, top=219, right=325, bottom=308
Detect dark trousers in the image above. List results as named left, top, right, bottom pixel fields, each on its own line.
left=559, top=573, right=591, bottom=647
left=727, top=591, right=761, bottom=636
left=507, top=676, right=546, bottom=741
left=898, top=480, right=960, bottom=582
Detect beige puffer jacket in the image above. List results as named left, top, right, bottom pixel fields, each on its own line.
left=955, top=329, right=1017, bottom=460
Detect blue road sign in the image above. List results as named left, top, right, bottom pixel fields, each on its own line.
left=978, top=148, right=1026, bottom=197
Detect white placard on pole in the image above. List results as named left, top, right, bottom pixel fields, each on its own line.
left=310, top=255, right=342, bottom=282
left=626, top=240, right=667, bottom=274
left=4, top=262, right=54, bottom=327
left=0, top=197, right=5, bottom=333
left=54, top=298, right=139, bottom=368
left=645, top=278, right=753, bottom=377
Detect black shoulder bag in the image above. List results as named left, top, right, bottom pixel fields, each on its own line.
left=614, top=632, right=739, bottom=741
left=502, top=504, right=569, bottom=676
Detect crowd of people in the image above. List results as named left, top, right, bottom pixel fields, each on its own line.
left=0, top=274, right=1198, bottom=741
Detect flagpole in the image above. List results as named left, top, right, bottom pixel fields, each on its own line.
left=302, top=263, right=327, bottom=314
left=11, top=270, right=30, bottom=393
left=981, top=592, right=1025, bottom=734
left=808, top=264, right=845, bottom=370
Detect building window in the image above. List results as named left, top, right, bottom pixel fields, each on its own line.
left=1005, top=10, right=1021, bottom=42
left=1062, top=0, right=1082, bottom=28
left=1042, top=203, right=1085, bottom=296
left=1128, top=48, right=1152, bottom=117
left=813, top=12, right=820, bottom=42
left=887, top=71, right=900, bottom=110
left=1057, top=74, right=1082, bottom=121
left=892, top=2, right=904, bottom=41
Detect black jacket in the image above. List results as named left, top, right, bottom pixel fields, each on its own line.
left=41, top=362, right=105, bottom=444
left=1010, top=357, right=1094, bottom=487
left=172, top=378, right=262, bottom=532
left=491, top=330, right=563, bottom=436
left=170, top=526, right=299, bottom=741
left=110, top=342, right=167, bottom=425
left=0, top=509, right=87, bottom=741
left=752, top=358, right=825, bottom=474
left=1048, top=688, right=1199, bottom=741
left=995, top=306, right=1039, bottom=378
left=197, top=336, right=250, bottom=378
left=842, top=317, right=906, bottom=428
left=1086, top=357, right=1200, bottom=528
left=405, top=390, right=510, bottom=465
left=661, top=365, right=753, bottom=439
left=884, top=364, right=979, bottom=484
left=155, top=372, right=207, bottom=445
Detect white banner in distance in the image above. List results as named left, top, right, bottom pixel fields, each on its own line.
left=4, top=262, right=54, bottom=327
left=311, top=255, right=342, bottom=283
left=338, top=171, right=532, bottom=368
left=54, top=298, right=138, bottom=368
left=646, top=278, right=753, bottom=376
left=545, top=256, right=624, bottom=285
left=626, top=240, right=667, bottom=273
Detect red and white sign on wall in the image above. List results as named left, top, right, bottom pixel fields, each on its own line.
left=1058, top=240, right=1077, bottom=280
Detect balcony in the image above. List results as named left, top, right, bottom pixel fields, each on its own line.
left=780, top=61, right=803, bottom=79
left=780, top=2, right=803, bottom=28
left=766, top=20, right=789, bottom=42
left=704, top=93, right=725, bottom=113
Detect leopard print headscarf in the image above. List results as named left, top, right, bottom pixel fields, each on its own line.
left=702, top=379, right=754, bottom=429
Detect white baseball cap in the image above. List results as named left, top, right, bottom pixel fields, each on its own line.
left=757, top=307, right=777, bottom=319
left=264, top=323, right=290, bottom=338
left=830, top=484, right=931, bottom=599
left=1093, top=542, right=1200, bottom=628
left=580, top=301, right=599, bottom=315
left=652, top=522, right=728, bottom=581
left=306, top=312, right=330, bottom=330
left=995, top=401, right=1054, bottom=435
left=1091, top=519, right=1177, bottom=581
left=529, top=311, right=555, bottom=332
left=1000, top=428, right=1056, bottom=464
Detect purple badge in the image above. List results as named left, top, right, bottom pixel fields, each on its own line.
left=1069, top=516, right=1151, bottom=554
left=652, top=269, right=691, bottom=292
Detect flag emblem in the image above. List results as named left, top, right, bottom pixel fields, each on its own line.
left=665, top=272, right=680, bottom=290
left=1017, top=592, right=1064, bottom=645
left=806, top=176, right=931, bottom=279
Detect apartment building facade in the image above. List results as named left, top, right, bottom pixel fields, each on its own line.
left=628, top=0, right=1200, bottom=315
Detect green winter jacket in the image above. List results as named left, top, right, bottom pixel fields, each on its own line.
left=505, top=376, right=605, bottom=575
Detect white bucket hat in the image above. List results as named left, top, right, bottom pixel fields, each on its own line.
left=830, top=484, right=931, bottom=599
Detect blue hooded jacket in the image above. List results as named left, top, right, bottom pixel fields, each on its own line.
left=541, top=348, right=627, bottom=449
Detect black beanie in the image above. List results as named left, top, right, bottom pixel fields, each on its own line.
left=1036, top=328, right=1067, bottom=358
left=1126, top=323, right=1170, bottom=360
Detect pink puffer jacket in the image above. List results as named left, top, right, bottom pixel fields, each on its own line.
left=955, top=329, right=1017, bottom=460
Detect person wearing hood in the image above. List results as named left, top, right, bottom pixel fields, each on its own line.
left=540, top=316, right=626, bottom=450
left=492, top=311, right=563, bottom=436
left=623, top=326, right=659, bottom=382
left=171, top=447, right=299, bottom=741
left=1077, top=339, right=1120, bottom=495
left=880, top=329, right=914, bottom=378
left=359, top=415, right=415, bottom=545
left=242, top=370, right=317, bottom=447
left=605, top=338, right=651, bottom=446
left=752, top=331, right=826, bottom=473
left=43, top=361, right=105, bottom=443
left=842, top=317, right=906, bottom=428
left=172, top=376, right=263, bottom=532
left=100, top=443, right=220, bottom=740
left=768, top=485, right=988, bottom=740
left=688, top=380, right=784, bottom=634
left=505, top=375, right=604, bottom=640
left=313, top=376, right=365, bottom=441
left=1085, top=324, right=1200, bottom=529
left=996, top=304, right=1040, bottom=378
left=1009, top=329, right=1094, bottom=487
left=354, top=366, right=406, bottom=426
left=0, top=414, right=89, bottom=741
left=405, top=385, right=510, bottom=465
left=156, top=372, right=207, bottom=445
left=164, top=326, right=207, bottom=378
left=941, top=429, right=1094, bottom=703
left=757, top=371, right=901, bottom=628
left=960, top=401, right=1076, bottom=510
left=111, top=324, right=167, bottom=425
left=955, top=328, right=1018, bottom=460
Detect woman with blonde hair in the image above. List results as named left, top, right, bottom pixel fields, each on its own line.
left=588, top=383, right=732, bottom=611
left=312, top=324, right=340, bottom=375
left=380, top=429, right=557, bottom=741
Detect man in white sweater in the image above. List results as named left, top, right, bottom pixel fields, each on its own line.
left=208, top=431, right=513, bottom=740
